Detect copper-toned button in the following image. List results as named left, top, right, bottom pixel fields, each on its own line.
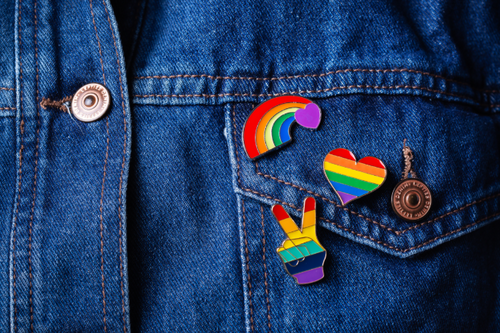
left=391, top=179, right=432, bottom=221
left=71, top=83, right=111, bottom=122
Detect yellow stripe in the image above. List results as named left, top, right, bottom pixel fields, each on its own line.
left=277, top=237, right=311, bottom=251
left=256, top=103, right=306, bottom=154
left=277, top=236, right=325, bottom=252
left=264, top=109, right=298, bottom=149
left=288, top=225, right=317, bottom=242
left=324, top=162, right=384, bottom=185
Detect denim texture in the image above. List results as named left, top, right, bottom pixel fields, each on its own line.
left=131, top=0, right=500, bottom=110
left=0, top=0, right=499, bottom=332
left=8, top=0, right=131, bottom=331
left=0, top=0, right=15, bottom=116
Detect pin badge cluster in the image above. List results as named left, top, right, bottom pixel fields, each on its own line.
left=242, top=97, right=433, bottom=285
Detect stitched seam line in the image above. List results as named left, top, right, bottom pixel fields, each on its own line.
left=254, top=163, right=500, bottom=235
left=134, top=68, right=499, bottom=92
left=89, top=0, right=108, bottom=331
left=241, top=186, right=500, bottom=252
left=101, top=1, right=128, bottom=331
left=27, top=2, right=42, bottom=330
left=134, top=85, right=500, bottom=108
left=254, top=162, right=398, bottom=233
left=400, top=192, right=500, bottom=233
left=233, top=106, right=254, bottom=332
left=90, top=0, right=106, bottom=86
left=99, top=118, right=110, bottom=333
left=0, top=87, right=15, bottom=91
left=241, top=199, right=255, bottom=332
left=0, top=107, right=16, bottom=110
left=321, top=212, right=500, bottom=252
left=232, top=105, right=243, bottom=185
left=260, top=206, right=271, bottom=333
left=12, top=0, right=24, bottom=330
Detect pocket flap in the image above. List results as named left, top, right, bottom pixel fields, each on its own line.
left=225, top=96, right=500, bottom=258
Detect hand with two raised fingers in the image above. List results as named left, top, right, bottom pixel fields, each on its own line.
left=271, top=197, right=327, bottom=285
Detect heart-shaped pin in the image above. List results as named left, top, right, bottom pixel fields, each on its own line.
left=324, top=148, right=387, bottom=205
left=295, top=103, right=321, bottom=129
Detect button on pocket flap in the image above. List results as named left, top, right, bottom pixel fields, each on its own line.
left=226, top=97, right=500, bottom=258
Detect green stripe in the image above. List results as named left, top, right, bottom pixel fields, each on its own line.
left=279, top=240, right=324, bottom=263
left=272, top=113, right=295, bottom=146
left=279, top=251, right=295, bottom=262
left=325, top=170, right=380, bottom=191
left=279, top=247, right=304, bottom=262
left=298, top=240, right=324, bottom=256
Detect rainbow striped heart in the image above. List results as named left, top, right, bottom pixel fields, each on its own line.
left=323, top=148, right=387, bottom=205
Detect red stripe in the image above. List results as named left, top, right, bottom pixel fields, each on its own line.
left=358, top=156, right=386, bottom=169
left=242, top=96, right=312, bottom=159
left=329, top=148, right=355, bottom=161
left=271, top=204, right=290, bottom=221
left=303, top=197, right=316, bottom=212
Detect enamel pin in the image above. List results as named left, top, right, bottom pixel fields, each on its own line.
left=242, top=96, right=322, bottom=160
left=323, top=148, right=387, bottom=205
left=271, top=197, right=326, bottom=285
left=391, top=140, right=432, bottom=221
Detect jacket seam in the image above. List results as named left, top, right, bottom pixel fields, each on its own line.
left=240, top=186, right=500, bottom=253
left=254, top=162, right=500, bottom=235
left=12, top=0, right=25, bottom=329
left=260, top=206, right=271, bottom=333
left=134, top=68, right=499, bottom=93
left=89, top=0, right=108, bottom=331
left=134, top=85, right=500, bottom=108
left=27, top=1, right=41, bottom=330
left=241, top=199, right=255, bottom=332
left=232, top=105, right=255, bottom=332
left=101, top=1, right=128, bottom=331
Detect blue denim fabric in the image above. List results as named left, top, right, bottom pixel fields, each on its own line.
left=1, top=0, right=500, bottom=332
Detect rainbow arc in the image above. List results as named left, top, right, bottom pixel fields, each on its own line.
left=242, top=96, right=321, bottom=160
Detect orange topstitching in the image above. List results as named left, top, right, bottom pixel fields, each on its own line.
left=134, top=68, right=499, bottom=94
left=134, top=85, right=500, bottom=108
left=254, top=162, right=500, bottom=235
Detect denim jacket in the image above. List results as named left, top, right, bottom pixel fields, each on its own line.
left=0, top=0, right=499, bottom=331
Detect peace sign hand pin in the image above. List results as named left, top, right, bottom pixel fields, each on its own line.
left=271, top=198, right=327, bottom=285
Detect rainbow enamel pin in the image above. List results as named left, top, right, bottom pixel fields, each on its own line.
left=271, top=197, right=326, bottom=285
left=242, top=96, right=322, bottom=160
left=324, top=148, right=387, bottom=205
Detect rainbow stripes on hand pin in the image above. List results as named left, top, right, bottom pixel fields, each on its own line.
left=242, top=96, right=322, bottom=160
left=324, top=148, right=387, bottom=205
left=272, top=198, right=327, bottom=285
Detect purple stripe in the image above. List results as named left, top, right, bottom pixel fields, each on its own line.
left=293, top=267, right=324, bottom=285
left=337, top=191, right=357, bottom=205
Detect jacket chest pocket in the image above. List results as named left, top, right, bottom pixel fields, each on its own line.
left=225, top=95, right=500, bottom=332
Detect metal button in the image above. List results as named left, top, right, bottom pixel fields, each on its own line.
left=391, top=179, right=432, bottom=221
left=71, top=83, right=111, bottom=122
